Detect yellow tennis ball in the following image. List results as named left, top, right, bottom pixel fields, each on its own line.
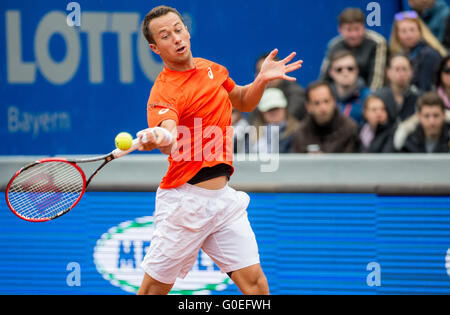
left=115, top=132, right=133, bottom=151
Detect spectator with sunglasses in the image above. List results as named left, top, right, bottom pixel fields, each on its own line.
left=328, top=50, right=371, bottom=127
left=435, top=55, right=450, bottom=110
left=389, top=10, right=447, bottom=92
left=320, top=8, right=387, bottom=91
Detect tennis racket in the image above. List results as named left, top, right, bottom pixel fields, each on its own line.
left=5, top=138, right=142, bottom=222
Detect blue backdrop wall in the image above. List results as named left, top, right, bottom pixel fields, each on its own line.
left=0, top=0, right=403, bottom=155
left=1, top=192, right=449, bottom=295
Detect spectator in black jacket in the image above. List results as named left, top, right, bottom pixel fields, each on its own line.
left=359, top=95, right=396, bottom=153
left=374, top=53, right=421, bottom=124
left=443, top=14, right=450, bottom=50
left=399, top=92, right=450, bottom=153
left=320, top=7, right=387, bottom=91
left=389, top=10, right=446, bottom=92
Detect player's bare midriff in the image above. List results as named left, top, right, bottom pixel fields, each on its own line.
left=193, top=176, right=228, bottom=190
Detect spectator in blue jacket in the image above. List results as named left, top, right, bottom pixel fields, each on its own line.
left=327, top=49, right=371, bottom=127
left=408, top=0, right=450, bottom=43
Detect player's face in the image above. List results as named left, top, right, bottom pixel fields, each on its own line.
left=419, top=106, right=445, bottom=139
left=306, top=86, right=336, bottom=126
left=339, top=23, right=365, bottom=48
left=149, top=12, right=193, bottom=71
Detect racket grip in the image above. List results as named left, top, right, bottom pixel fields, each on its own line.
left=112, top=138, right=141, bottom=159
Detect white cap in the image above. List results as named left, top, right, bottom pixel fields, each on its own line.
left=258, top=88, right=287, bottom=112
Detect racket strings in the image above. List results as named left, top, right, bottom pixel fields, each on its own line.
left=7, top=161, right=84, bottom=220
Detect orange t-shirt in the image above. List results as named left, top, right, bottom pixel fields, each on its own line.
left=146, top=58, right=236, bottom=189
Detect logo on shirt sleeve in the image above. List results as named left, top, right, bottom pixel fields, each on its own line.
left=159, top=108, right=170, bottom=115
left=207, top=67, right=214, bottom=80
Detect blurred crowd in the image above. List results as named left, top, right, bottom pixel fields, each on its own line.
left=233, top=0, right=450, bottom=154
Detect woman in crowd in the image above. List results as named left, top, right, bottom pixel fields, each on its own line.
left=374, top=53, right=421, bottom=124
left=389, top=10, right=447, bottom=92
left=359, top=95, right=396, bottom=153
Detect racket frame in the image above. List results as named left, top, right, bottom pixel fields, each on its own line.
left=5, top=152, right=122, bottom=222
left=5, top=138, right=141, bottom=222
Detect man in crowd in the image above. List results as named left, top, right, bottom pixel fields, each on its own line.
left=320, top=7, right=387, bottom=91
left=398, top=92, right=450, bottom=152
left=291, top=81, right=360, bottom=154
left=328, top=50, right=371, bottom=127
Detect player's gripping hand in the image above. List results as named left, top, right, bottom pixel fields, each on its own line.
left=137, top=126, right=176, bottom=154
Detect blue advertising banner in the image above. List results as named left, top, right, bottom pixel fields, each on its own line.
left=1, top=192, right=449, bottom=295
left=0, top=0, right=401, bottom=155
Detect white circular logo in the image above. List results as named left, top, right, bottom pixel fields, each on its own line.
left=93, top=216, right=233, bottom=294
left=446, top=248, right=450, bottom=277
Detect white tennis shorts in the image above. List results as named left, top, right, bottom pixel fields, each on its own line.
left=141, top=183, right=260, bottom=284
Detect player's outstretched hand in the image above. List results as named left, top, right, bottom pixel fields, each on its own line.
left=259, top=48, right=303, bottom=83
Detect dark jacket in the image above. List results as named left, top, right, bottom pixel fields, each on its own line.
left=401, top=123, right=450, bottom=153
left=409, top=40, right=442, bottom=92
left=374, top=85, right=422, bottom=124
left=320, top=30, right=387, bottom=91
left=278, top=79, right=307, bottom=122
left=444, top=14, right=450, bottom=51
left=359, top=122, right=396, bottom=153
left=292, top=108, right=359, bottom=153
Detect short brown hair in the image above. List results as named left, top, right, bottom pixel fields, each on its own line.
left=363, top=95, right=385, bottom=112
left=305, top=81, right=335, bottom=102
left=387, top=52, right=412, bottom=68
left=329, top=49, right=357, bottom=65
left=142, top=6, right=185, bottom=45
left=338, top=8, right=365, bottom=26
left=417, top=92, right=445, bottom=112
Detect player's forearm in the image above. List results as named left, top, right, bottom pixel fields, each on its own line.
left=232, top=74, right=267, bottom=113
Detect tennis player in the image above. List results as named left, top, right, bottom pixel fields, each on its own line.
left=136, top=5, right=303, bottom=295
